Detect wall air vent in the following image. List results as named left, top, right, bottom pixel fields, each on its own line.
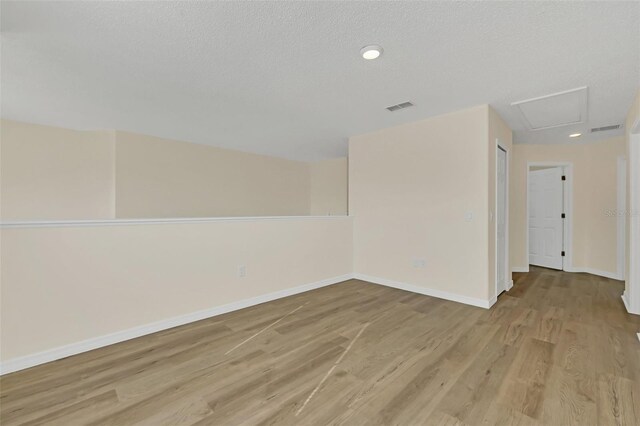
left=590, top=124, right=622, bottom=133
left=386, top=101, right=414, bottom=112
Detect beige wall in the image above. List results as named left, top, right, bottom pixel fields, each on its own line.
left=350, top=105, right=492, bottom=303
left=510, top=137, right=625, bottom=275
left=488, top=107, right=513, bottom=300
left=0, top=217, right=353, bottom=361
left=625, top=90, right=640, bottom=293
left=1, top=120, right=351, bottom=219
left=115, top=131, right=312, bottom=218
left=309, top=158, right=348, bottom=216
left=0, top=120, right=352, bottom=365
left=0, top=120, right=116, bottom=220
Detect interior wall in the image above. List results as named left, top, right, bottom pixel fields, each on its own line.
left=625, top=90, right=640, bottom=296
left=510, top=137, right=626, bottom=276
left=115, top=131, right=312, bottom=218
left=0, top=217, right=353, bottom=362
left=0, top=120, right=116, bottom=220
left=309, top=157, right=348, bottom=216
left=488, top=106, right=513, bottom=300
left=349, top=105, right=492, bottom=304
left=1, top=120, right=352, bottom=220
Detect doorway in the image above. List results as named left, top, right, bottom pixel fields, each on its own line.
left=527, top=163, right=572, bottom=271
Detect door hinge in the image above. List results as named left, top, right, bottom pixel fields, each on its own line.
left=561, top=213, right=566, bottom=218
left=561, top=251, right=565, bottom=257
left=561, top=175, right=566, bottom=181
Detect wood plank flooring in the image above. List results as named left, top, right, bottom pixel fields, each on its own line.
left=2, top=267, right=639, bottom=425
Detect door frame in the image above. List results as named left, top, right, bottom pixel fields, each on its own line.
left=617, top=156, right=626, bottom=281
left=526, top=161, right=573, bottom=272
left=495, top=141, right=510, bottom=296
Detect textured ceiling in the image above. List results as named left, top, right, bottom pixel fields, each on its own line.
left=1, top=1, right=639, bottom=161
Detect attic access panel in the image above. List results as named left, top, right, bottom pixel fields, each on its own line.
left=511, top=87, right=588, bottom=131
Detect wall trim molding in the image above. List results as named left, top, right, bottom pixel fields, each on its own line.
left=488, top=295, right=498, bottom=308
left=511, top=265, right=621, bottom=280
left=563, top=266, right=622, bottom=281
left=1, top=269, right=507, bottom=375
left=511, top=266, right=624, bottom=286
left=617, top=156, right=627, bottom=281
left=495, top=140, right=511, bottom=305
left=621, top=292, right=639, bottom=315
left=0, top=215, right=351, bottom=229
left=2, top=263, right=623, bottom=375
left=622, top=292, right=630, bottom=312
left=353, top=273, right=494, bottom=309
left=0, top=273, right=353, bottom=375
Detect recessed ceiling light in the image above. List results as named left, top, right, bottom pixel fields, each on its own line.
left=360, top=45, right=383, bottom=60
left=569, top=133, right=582, bottom=138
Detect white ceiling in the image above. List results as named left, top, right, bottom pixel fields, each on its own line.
left=1, top=1, right=639, bottom=161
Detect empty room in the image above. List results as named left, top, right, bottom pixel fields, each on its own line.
left=1, top=1, right=640, bottom=425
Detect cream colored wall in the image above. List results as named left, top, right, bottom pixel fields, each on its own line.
left=1, top=121, right=349, bottom=219
left=115, top=131, right=311, bottom=218
left=488, top=107, right=513, bottom=300
left=0, top=217, right=353, bottom=361
left=510, top=137, right=626, bottom=275
left=309, top=157, right=348, bottom=216
left=624, top=90, right=640, bottom=293
left=0, top=122, right=352, bottom=366
left=350, top=105, right=491, bottom=302
left=0, top=120, right=116, bottom=220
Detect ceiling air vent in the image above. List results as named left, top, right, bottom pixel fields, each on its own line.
left=590, top=124, right=622, bottom=133
left=386, top=101, right=414, bottom=112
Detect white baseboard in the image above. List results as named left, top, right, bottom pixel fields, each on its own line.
left=507, top=279, right=514, bottom=291
left=353, top=273, right=493, bottom=309
left=0, top=274, right=353, bottom=376
left=488, top=295, right=498, bottom=308
left=564, top=267, right=622, bottom=281
left=622, top=291, right=640, bottom=316
left=512, top=265, right=621, bottom=281
left=622, top=292, right=631, bottom=312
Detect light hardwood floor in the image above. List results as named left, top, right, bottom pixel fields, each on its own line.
left=1, top=267, right=639, bottom=425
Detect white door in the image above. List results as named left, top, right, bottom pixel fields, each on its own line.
left=496, top=147, right=507, bottom=294
left=528, top=167, right=564, bottom=270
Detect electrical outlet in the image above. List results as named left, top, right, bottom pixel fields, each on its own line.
left=238, top=265, right=247, bottom=278
left=464, top=211, right=474, bottom=222
left=412, top=258, right=427, bottom=268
